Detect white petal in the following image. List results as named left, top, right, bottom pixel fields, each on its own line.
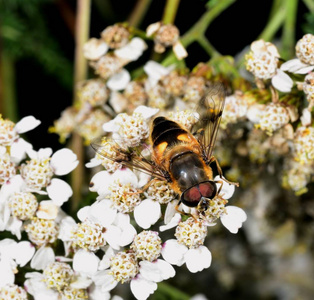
left=0, top=175, right=26, bottom=202
left=159, top=213, right=181, bottom=232
left=89, top=170, right=112, bottom=195
left=70, top=275, right=93, bottom=289
left=107, top=69, right=131, bottom=91
left=88, top=283, right=112, bottom=300
left=47, top=178, right=73, bottom=206
left=144, top=61, right=171, bottom=84
left=73, top=249, right=100, bottom=276
left=10, top=138, right=33, bottom=164
left=77, top=206, right=91, bottom=222
left=221, top=206, right=247, bottom=234
left=36, top=200, right=59, bottom=219
left=92, top=270, right=118, bottom=291
left=146, top=22, right=161, bottom=36
left=161, top=239, right=187, bottom=266
left=134, top=105, right=159, bottom=119
left=30, top=246, right=55, bottom=270
left=184, top=246, right=212, bottom=273
left=214, top=176, right=235, bottom=199
left=58, top=216, right=77, bottom=241
left=134, top=199, right=161, bottom=229
left=108, top=91, right=128, bottom=113
left=173, top=40, right=188, bottom=60
left=301, top=108, right=312, bottom=127
left=246, top=103, right=266, bottom=124
left=102, top=115, right=122, bottom=133
left=50, top=148, right=79, bottom=175
left=103, top=225, right=121, bottom=250
left=115, top=38, right=147, bottom=61
left=164, top=200, right=179, bottom=224
left=271, top=69, right=293, bottom=92
left=130, top=275, right=158, bottom=300
left=140, top=259, right=175, bottom=282
left=14, top=116, right=41, bottom=134
left=99, top=246, right=115, bottom=270
left=12, top=241, right=35, bottom=267
left=281, top=58, right=314, bottom=74
left=118, top=223, right=137, bottom=246
left=0, top=261, right=15, bottom=287
left=37, top=148, right=53, bottom=159
left=85, top=157, right=102, bottom=168
left=89, top=200, right=117, bottom=227
left=83, top=38, right=109, bottom=60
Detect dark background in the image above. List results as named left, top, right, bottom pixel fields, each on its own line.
left=8, top=0, right=308, bottom=151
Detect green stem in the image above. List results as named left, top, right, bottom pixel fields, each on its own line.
left=128, top=0, right=153, bottom=27
left=269, top=0, right=283, bottom=19
left=281, top=0, right=298, bottom=59
left=157, top=282, right=190, bottom=300
left=303, top=0, right=314, bottom=13
left=162, top=0, right=181, bottom=24
left=0, top=51, right=18, bottom=122
left=258, top=4, right=286, bottom=41
left=71, top=0, right=91, bottom=213
left=197, top=35, right=221, bottom=57
left=162, top=0, right=235, bottom=66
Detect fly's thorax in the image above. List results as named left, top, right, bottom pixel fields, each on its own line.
left=169, top=151, right=213, bottom=197
left=150, top=116, right=200, bottom=167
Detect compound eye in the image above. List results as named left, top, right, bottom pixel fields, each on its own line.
left=199, top=181, right=216, bottom=199
left=182, top=186, right=202, bottom=207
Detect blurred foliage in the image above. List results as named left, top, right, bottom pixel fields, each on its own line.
left=0, top=0, right=73, bottom=88
left=303, top=11, right=314, bottom=34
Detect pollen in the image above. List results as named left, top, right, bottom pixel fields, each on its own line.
left=24, top=217, right=59, bottom=247
left=296, top=33, right=314, bottom=66
left=130, top=230, right=162, bottom=261
left=145, top=180, right=176, bottom=204
left=109, top=180, right=142, bottom=213
left=0, top=116, right=18, bottom=146
left=0, top=153, right=16, bottom=185
left=71, top=219, right=106, bottom=251
left=118, top=112, right=149, bottom=147
left=101, top=24, right=130, bottom=49
left=292, top=126, right=314, bottom=164
left=201, top=196, right=228, bottom=224
left=245, top=40, right=279, bottom=79
left=20, top=158, right=54, bottom=191
left=0, top=284, right=28, bottom=300
left=175, top=217, right=207, bottom=249
left=110, top=252, right=139, bottom=283
left=168, top=109, right=198, bottom=130
left=258, top=103, right=290, bottom=135
left=8, top=192, right=38, bottom=220
left=61, top=286, right=88, bottom=300
left=43, top=262, right=74, bottom=292
left=77, top=78, right=109, bottom=107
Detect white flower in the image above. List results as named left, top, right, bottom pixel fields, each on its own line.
left=114, top=37, right=147, bottom=62
left=107, top=69, right=131, bottom=91
left=0, top=239, right=35, bottom=287
left=143, top=60, right=174, bottom=88
left=271, top=68, right=294, bottom=92
left=161, top=239, right=212, bottom=273
left=83, top=38, right=109, bottom=60
left=93, top=250, right=175, bottom=300
left=280, top=58, right=314, bottom=74
left=220, top=206, right=247, bottom=233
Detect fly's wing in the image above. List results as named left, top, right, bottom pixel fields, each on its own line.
left=91, top=136, right=168, bottom=181
left=192, top=82, right=226, bottom=160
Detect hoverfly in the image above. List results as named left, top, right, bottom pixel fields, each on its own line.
left=91, top=82, right=238, bottom=215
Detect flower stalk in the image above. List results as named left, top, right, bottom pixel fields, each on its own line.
left=71, top=0, right=91, bottom=212
left=162, top=0, right=181, bottom=24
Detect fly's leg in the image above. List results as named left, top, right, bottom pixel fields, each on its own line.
left=209, top=156, right=239, bottom=187
left=175, top=201, right=200, bottom=223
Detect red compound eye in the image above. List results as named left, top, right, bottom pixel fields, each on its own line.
left=183, top=187, right=201, bottom=203
left=199, top=182, right=216, bottom=198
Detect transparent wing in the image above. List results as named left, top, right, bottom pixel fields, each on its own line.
left=192, top=82, right=226, bottom=160
left=91, top=136, right=168, bottom=181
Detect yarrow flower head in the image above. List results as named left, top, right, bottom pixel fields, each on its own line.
left=130, top=230, right=162, bottom=262
left=296, top=33, right=314, bottom=66
left=292, top=126, right=314, bottom=164
left=102, top=106, right=159, bottom=147
left=43, top=262, right=74, bottom=291
left=257, top=103, right=290, bottom=135
left=0, top=284, right=28, bottom=300
left=245, top=40, right=280, bottom=79
left=8, top=192, right=38, bottom=220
